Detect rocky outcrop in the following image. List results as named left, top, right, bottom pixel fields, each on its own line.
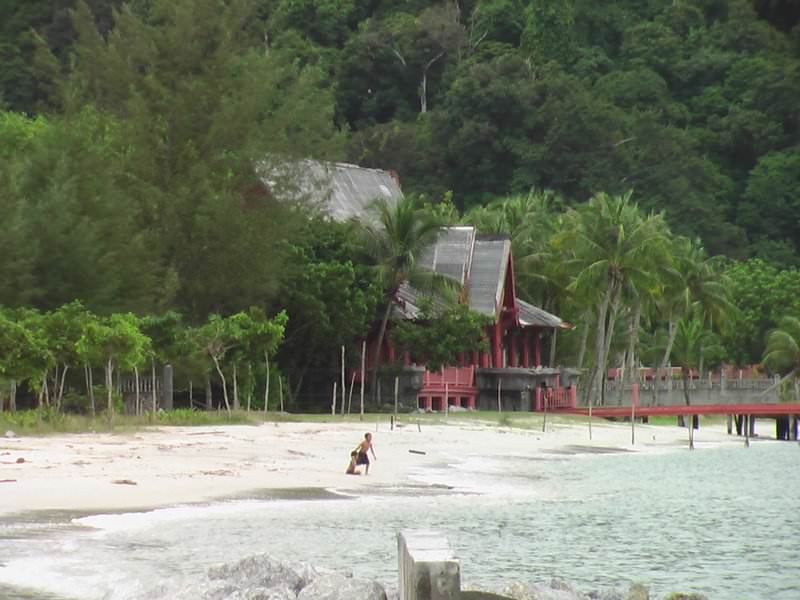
left=297, top=571, right=387, bottom=600
left=138, top=554, right=385, bottom=600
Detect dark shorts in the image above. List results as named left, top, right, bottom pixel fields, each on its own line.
left=356, top=451, right=369, bottom=466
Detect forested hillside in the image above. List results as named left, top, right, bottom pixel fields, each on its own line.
left=2, top=0, right=800, bottom=411
left=2, top=0, right=799, bottom=264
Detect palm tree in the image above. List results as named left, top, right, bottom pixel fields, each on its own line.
left=762, top=316, right=800, bottom=401
left=362, top=195, right=457, bottom=403
left=671, top=317, right=723, bottom=427
left=651, top=237, right=735, bottom=405
left=564, top=191, right=670, bottom=407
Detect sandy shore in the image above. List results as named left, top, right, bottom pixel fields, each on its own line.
left=0, top=416, right=740, bottom=515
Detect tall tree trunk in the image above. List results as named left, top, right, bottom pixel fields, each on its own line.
left=204, top=374, right=212, bottom=411
left=576, top=308, right=592, bottom=370
left=105, top=358, right=114, bottom=416
left=57, top=366, right=69, bottom=410
left=151, top=360, right=157, bottom=413
left=85, top=365, right=95, bottom=417
left=134, top=365, right=141, bottom=415
left=548, top=329, right=558, bottom=368
left=212, top=355, right=231, bottom=415
left=654, top=318, right=678, bottom=406
left=599, top=286, right=622, bottom=406
left=232, top=363, right=239, bottom=411
left=264, top=352, right=270, bottom=414
left=279, top=374, right=284, bottom=413
left=618, top=301, right=641, bottom=406
left=370, top=299, right=394, bottom=405
left=246, top=363, right=252, bottom=412
left=10, top=380, right=17, bottom=412
left=584, top=283, right=614, bottom=407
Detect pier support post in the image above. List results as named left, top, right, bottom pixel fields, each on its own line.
left=398, top=530, right=460, bottom=600
left=727, top=414, right=733, bottom=435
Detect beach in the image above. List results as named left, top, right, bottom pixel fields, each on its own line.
left=0, top=415, right=740, bottom=516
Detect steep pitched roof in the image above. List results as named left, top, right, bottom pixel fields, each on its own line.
left=517, top=299, right=571, bottom=329
left=263, top=159, right=403, bottom=223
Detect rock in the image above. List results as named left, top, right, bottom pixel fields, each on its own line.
left=15, top=457, right=25, bottom=463
left=661, top=594, right=707, bottom=600
left=626, top=583, right=649, bottom=600
left=5, top=430, right=16, bottom=438
left=208, top=554, right=308, bottom=594
left=297, top=572, right=387, bottom=600
left=502, top=580, right=589, bottom=600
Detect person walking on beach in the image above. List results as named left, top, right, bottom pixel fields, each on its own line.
left=355, top=432, right=376, bottom=475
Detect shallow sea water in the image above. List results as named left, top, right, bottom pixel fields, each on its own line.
left=0, top=438, right=798, bottom=600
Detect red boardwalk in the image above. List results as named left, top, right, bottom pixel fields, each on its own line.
left=558, top=403, right=800, bottom=417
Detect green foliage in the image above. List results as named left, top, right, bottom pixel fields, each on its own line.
left=762, top=316, right=800, bottom=375
left=392, top=299, right=490, bottom=371
left=722, top=259, right=800, bottom=364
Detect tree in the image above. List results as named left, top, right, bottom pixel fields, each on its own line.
left=722, top=259, right=800, bottom=364
left=671, top=317, right=721, bottom=408
left=275, top=218, right=381, bottom=406
left=563, top=191, right=671, bottom=407
left=0, top=308, right=48, bottom=411
left=225, top=308, right=287, bottom=411
left=42, top=300, right=91, bottom=409
left=762, top=316, right=800, bottom=399
left=76, top=313, right=150, bottom=416
left=42, top=0, right=344, bottom=320
left=392, top=299, right=490, bottom=372
left=361, top=195, right=456, bottom=403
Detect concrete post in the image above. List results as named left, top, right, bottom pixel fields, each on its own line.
left=398, top=530, right=460, bottom=600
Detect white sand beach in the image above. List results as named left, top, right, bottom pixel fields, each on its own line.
left=0, top=416, right=740, bottom=516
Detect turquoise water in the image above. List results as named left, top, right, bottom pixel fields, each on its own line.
left=0, top=440, right=797, bottom=599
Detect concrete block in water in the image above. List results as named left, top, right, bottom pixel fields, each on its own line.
left=398, top=530, right=460, bottom=600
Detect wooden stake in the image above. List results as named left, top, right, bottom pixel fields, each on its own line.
left=331, top=381, right=337, bottom=415
left=497, top=378, right=502, bottom=412
left=264, top=352, right=270, bottom=414
left=347, top=372, right=356, bottom=414
left=394, top=376, right=399, bottom=420
left=341, top=346, right=346, bottom=416
left=631, top=397, right=635, bottom=446
left=360, top=340, right=366, bottom=421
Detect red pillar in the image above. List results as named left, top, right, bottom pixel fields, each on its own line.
left=457, top=351, right=465, bottom=366
left=481, top=351, right=490, bottom=368
left=403, top=351, right=411, bottom=366
left=493, top=322, right=503, bottom=368
left=509, top=331, right=518, bottom=368
left=534, top=330, right=542, bottom=367
left=387, top=341, right=396, bottom=363
left=522, top=329, right=530, bottom=368
left=471, top=350, right=479, bottom=366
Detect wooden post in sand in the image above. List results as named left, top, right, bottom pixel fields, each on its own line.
left=347, top=372, right=356, bottom=414
left=497, top=378, right=502, bottom=413
left=341, top=346, right=346, bottom=416
left=331, top=381, right=337, bottom=415
left=394, top=376, right=399, bottom=421
left=445, top=382, right=449, bottom=418
left=360, top=340, right=366, bottom=421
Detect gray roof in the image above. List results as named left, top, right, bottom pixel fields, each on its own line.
left=395, top=227, right=565, bottom=328
left=263, top=159, right=403, bottom=223
left=517, top=299, right=571, bottom=329
left=466, top=237, right=510, bottom=317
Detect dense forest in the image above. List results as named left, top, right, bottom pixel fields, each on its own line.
left=1, top=0, right=800, bottom=411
